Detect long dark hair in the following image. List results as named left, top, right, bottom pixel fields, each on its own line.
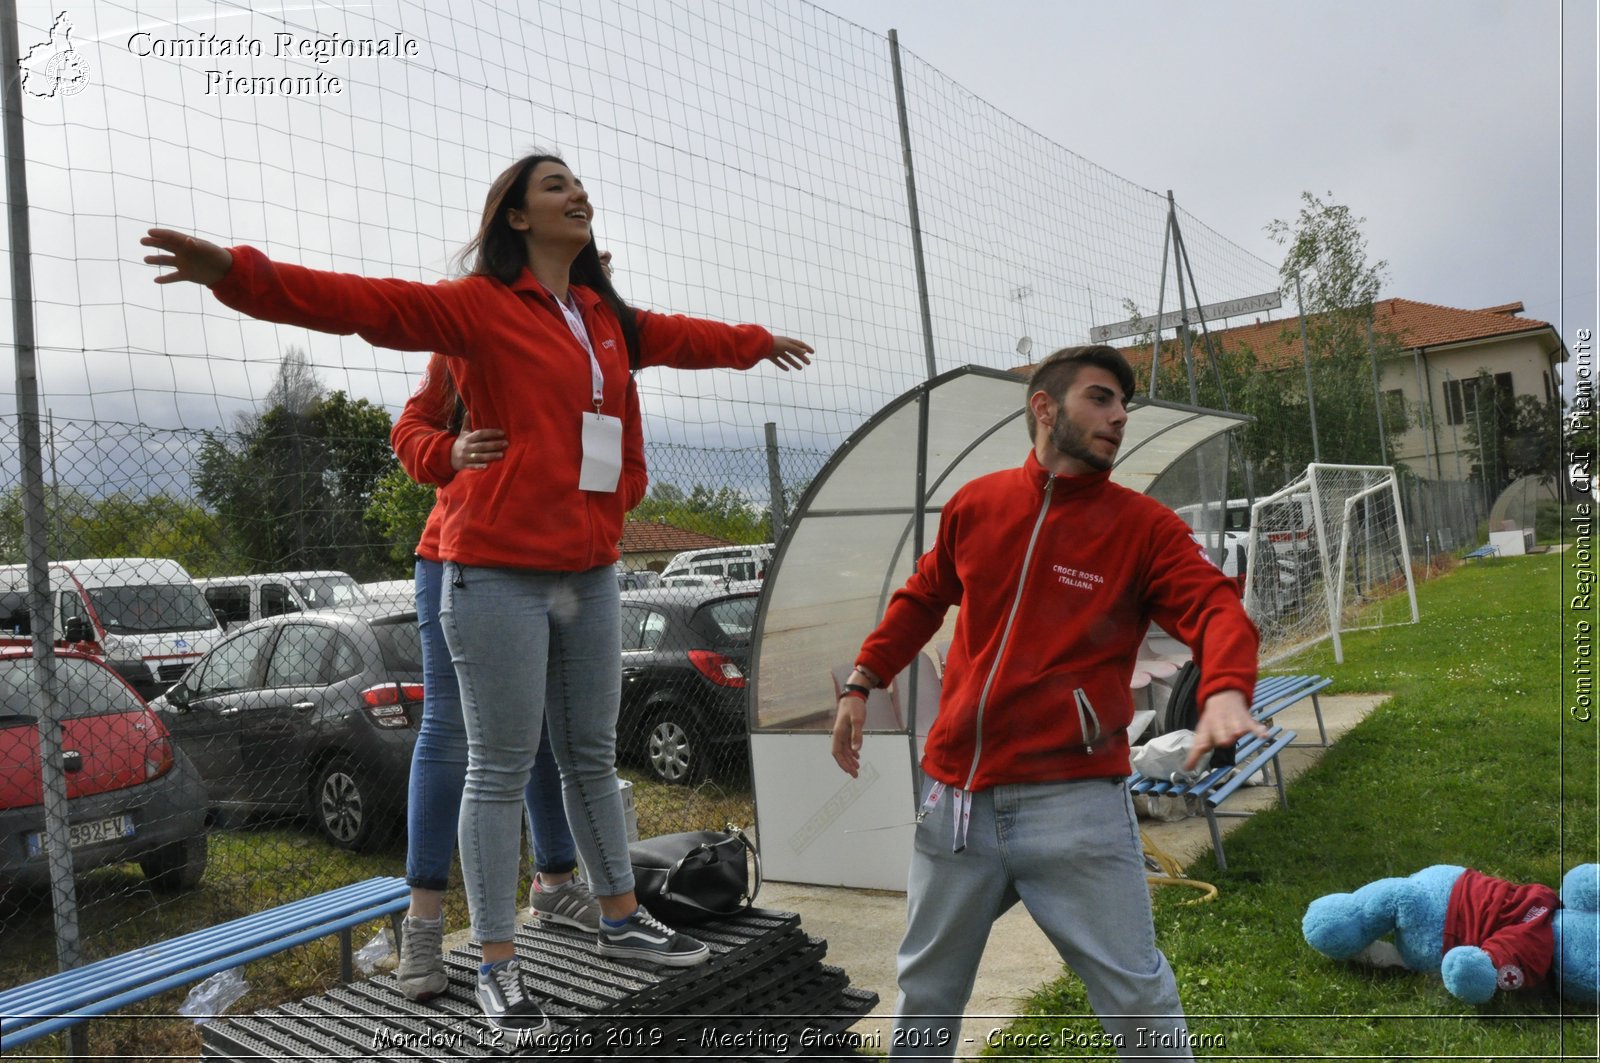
left=455, top=152, right=640, bottom=369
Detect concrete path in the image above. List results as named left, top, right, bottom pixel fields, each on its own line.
left=758, top=692, right=1387, bottom=1055
left=402, top=692, right=1384, bottom=1056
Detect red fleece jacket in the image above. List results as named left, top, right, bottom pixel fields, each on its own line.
left=855, top=452, right=1259, bottom=789
left=213, top=246, right=773, bottom=571
left=389, top=354, right=458, bottom=563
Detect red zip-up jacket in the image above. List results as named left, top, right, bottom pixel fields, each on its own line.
left=390, top=354, right=460, bottom=563
left=213, top=246, right=774, bottom=570
left=855, top=452, right=1259, bottom=790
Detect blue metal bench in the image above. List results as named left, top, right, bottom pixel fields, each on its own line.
left=1130, top=724, right=1298, bottom=872
left=0, top=874, right=409, bottom=1050
left=1248, top=673, right=1331, bottom=745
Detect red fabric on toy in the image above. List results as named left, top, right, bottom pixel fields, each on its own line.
left=1443, top=868, right=1561, bottom=991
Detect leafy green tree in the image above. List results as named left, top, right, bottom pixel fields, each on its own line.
left=195, top=350, right=400, bottom=578
left=1461, top=372, right=1563, bottom=492
left=1261, top=191, right=1409, bottom=481
left=0, top=487, right=238, bottom=573
left=629, top=482, right=771, bottom=544
left=367, top=464, right=437, bottom=569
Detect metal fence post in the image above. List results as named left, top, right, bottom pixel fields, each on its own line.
left=2, top=0, right=85, bottom=1025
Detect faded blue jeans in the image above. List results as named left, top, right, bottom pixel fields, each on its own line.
left=893, top=777, right=1192, bottom=1061
left=404, top=557, right=577, bottom=891
left=440, top=562, right=633, bottom=944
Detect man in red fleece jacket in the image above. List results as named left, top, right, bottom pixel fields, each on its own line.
left=832, top=345, right=1265, bottom=1060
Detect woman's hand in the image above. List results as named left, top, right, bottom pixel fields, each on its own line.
left=767, top=336, right=813, bottom=371
left=141, top=228, right=233, bottom=286
left=451, top=427, right=508, bottom=471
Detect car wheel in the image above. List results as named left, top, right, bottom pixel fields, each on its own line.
left=311, top=758, right=389, bottom=851
left=139, top=834, right=209, bottom=892
left=645, top=707, right=703, bottom=785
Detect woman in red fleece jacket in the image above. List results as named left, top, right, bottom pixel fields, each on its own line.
left=143, top=154, right=811, bottom=1034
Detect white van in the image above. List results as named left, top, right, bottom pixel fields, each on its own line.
left=0, top=557, right=223, bottom=697
left=659, top=544, right=773, bottom=586
left=196, top=570, right=369, bottom=628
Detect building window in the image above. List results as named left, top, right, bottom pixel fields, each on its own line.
left=1444, top=372, right=1513, bottom=426
left=1383, top=388, right=1406, bottom=427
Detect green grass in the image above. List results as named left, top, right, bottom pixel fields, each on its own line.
left=1, top=773, right=756, bottom=1060
left=999, top=553, right=1596, bottom=1059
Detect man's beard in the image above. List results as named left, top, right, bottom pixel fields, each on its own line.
left=1049, top=417, right=1114, bottom=472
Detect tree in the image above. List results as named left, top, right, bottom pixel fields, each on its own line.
left=366, top=464, right=437, bottom=570
left=1259, top=191, right=1409, bottom=484
left=1461, top=372, right=1563, bottom=492
left=629, top=482, right=771, bottom=543
left=195, top=351, right=400, bottom=578
left=0, top=486, right=238, bottom=573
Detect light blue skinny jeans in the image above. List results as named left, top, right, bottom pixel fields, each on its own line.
left=404, top=557, right=577, bottom=891
left=893, top=777, right=1192, bottom=1061
left=440, top=562, right=634, bottom=944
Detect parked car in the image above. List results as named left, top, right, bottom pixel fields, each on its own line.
left=0, top=649, right=209, bottom=892
left=615, top=566, right=661, bottom=592
left=659, top=544, right=772, bottom=585
left=196, top=570, right=369, bottom=628
left=150, top=610, right=422, bottom=851
left=619, top=583, right=761, bottom=784
left=0, top=557, right=224, bottom=698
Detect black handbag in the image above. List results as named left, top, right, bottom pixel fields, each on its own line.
left=628, top=827, right=761, bottom=926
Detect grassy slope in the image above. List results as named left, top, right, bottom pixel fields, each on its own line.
left=1003, top=553, right=1597, bottom=1059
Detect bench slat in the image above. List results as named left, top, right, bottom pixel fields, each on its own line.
left=0, top=876, right=408, bottom=1048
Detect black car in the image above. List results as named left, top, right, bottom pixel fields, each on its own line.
left=151, top=611, right=422, bottom=851
left=619, top=584, right=759, bottom=785
left=0, top=649, right=209, bottom=892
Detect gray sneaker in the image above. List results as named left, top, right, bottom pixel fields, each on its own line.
left=597, top=905, right=710, bottom=967
left=529, top=875, right=601, bottom=931
left=475, top=958, right=550, bottom=1036
left=395, top=915, right=447, bottom=1002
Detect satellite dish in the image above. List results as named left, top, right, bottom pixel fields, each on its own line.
left=1015, top=335, right=1033, bottom=357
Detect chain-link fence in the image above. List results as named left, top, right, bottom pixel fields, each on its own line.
left=0, top=0, right=1300, bottom=1048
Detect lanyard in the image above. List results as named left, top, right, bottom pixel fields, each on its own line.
left=549, top=287, right=604, bottom=410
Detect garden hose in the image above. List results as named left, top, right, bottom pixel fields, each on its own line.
left=1141, top=830, right=1218, bottom=904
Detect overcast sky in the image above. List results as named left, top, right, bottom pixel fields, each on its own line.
left=812, top=0, right=1597, bottom=368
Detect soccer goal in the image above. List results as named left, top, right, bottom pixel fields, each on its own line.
left=1243, top=464, right=1419, bottom=664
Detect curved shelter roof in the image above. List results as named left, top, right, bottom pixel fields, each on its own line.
left=751, top=365, right=1249, bottom=735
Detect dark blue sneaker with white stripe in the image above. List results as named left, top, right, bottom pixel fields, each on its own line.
left=475, top=958, right=550, bottom=1036
left=597, top=905, right=710, bottom=966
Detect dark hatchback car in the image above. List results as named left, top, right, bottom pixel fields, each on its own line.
left=151, top=611, right=422, bottom=852
left=0, top=649, right=208, bottom=892
left=619, top=583, right=760, bottom=785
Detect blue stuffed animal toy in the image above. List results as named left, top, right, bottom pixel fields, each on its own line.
left=1302, top=864, right=1599, bottom=1005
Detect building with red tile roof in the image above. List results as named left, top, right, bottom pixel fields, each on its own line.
left=1115, top=297, right=1567, bottom=482
left=619, top=520, right=734, bottom=572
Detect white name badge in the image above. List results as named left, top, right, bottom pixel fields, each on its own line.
left=578, top=411, right=623, bottom=492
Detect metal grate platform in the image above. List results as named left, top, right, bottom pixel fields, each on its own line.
left=201, top=908, right=877, bottom=1059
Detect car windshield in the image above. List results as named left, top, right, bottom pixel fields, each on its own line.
left=370, top=617, right=422, bottom=671
left=86, top=584, right=218, bottom=635
left=695, top=596, right=757, bottom=646
left=0, top=656, right=142, bottom=719
left=291, top=575, right=366, bottom=609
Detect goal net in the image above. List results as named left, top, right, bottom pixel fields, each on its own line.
left=1243, top=464, right=1418, bottom=664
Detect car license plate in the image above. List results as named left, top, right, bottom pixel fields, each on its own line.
left=24, top=815, right=135, bottom=857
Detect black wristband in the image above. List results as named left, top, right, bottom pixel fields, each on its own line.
left=843, top=682, right=872, bottom=698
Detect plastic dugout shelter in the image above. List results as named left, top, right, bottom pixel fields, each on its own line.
left=748, top=365, right=1248, bottom=889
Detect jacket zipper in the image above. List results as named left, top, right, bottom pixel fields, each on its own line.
left=963, top=475, right=1055, bottom=790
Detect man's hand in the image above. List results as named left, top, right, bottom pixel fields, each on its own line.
left=767, top=336, right=813, bottom=371
left=451, top=427, right=508, bottom=471
left=831, top=696, right=867, bottom=777
left=1185, top=688, right=1269, bottom=771
left=141, top=228, right=233, bottom=286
